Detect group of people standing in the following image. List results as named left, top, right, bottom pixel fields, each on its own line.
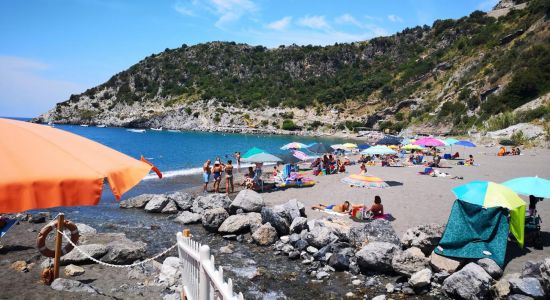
left=202, top=152, right=241, bottom=194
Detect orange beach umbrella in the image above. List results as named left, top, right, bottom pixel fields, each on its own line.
left=0, top=118, right=161, bottom=213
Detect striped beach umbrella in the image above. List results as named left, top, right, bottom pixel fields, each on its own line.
left=414, top=137, right=445, bottom=147
left=281, top=142, right=308, bottom=150
left=341, top=174, right=389, bottom=188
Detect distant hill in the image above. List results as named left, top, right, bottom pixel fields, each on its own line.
left=36, top=0, right=550, bottom=136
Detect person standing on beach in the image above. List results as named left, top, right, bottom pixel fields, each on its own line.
left=235, top=152, right=241, bottom=172
left=212, top=161, right=224, bottom=193
left=225, top=160, right=234, bottom=194
left=203, top=160, right=211, bottom=193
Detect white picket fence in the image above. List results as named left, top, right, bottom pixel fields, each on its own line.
left=177, top=231, right=244, bottom=300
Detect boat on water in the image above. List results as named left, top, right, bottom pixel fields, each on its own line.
left=167, top=129, right=180, bottom=133
left=97, top=124, right=106, bottom=128
left=150, top=127, right=163, bottom=131
left=80, top=124, right=89, bottom=127
left=127, top=129, right=146, bottom=133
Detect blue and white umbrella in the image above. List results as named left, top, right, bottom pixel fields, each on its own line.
left=361, top=145, right=397, bottom=155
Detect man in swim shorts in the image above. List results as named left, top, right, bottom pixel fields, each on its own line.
left=212, top=161, right=223, bottom=193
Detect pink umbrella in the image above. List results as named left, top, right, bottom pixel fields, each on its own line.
left=413, top=137, right=445, bottom=147
left=293, top=150, right=317, bottom=161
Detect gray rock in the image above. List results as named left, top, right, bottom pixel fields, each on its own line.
left=289, top=217, right=309, bottom=234
left=50, top=278, right=98, bottom=294
left=273, top=199, right=306, bottom=223
left=316, top=271, right=330, bottom=280
left=356, top=242, right=400, bottom=272
left=161, top=200, right=178, bottom=214
left=144, top=195, right=170, bottom=213
left=372, top=295, right=386, bottom=300
left=174, top=211, right=202, bottom=224
left=289, top=233, right=301, bottom=245
left=348, top=219, right=400, bottom=247
left=493, top=278, right=511, bottom=298
left=409, top=268, right=432, bottom=288
left=401, top=223, right=445, bottom=255
left=119, top=194, right=154, bottom=208
left=76, top=223, right=96, bottom=235
left=294, top=239, right=309, bottom=251
left=167, top=191, right=194, bottom=211
left=522, top=258, right=550, bottom=292
left=433, top=271, right=450, bottom=283
left=442, top=263, right=493, bottom=300
left=509, top=276, right=545, bottom=299
left=477, top=258, right=503, bottom=279
left=102, top=239, right=147, bottom=264
left=281, top=244, right=294, bottom=254
left=192, top=193, right=231, bottom=214
left=27, top=214, right=46, bottom=223
left=201, top=208, right=229, bottom=232
left=64, top=264, right=85, bottom=276
left=260, top=207, right=290, bottom=236
left=430, top=252, right=462, bottom=274
left=229, top=189, right=265, bottom=213
left=60, top=244, right=108, bottom=265
left=306, top=246, right=318, bottom=254
left=288, top=251, right=300, bottom=260
left=158, top=257, right=181, bottom=286
left=391, top=247, right=429, bottom=277
left=219, top=244, right=234, bottom=254
left=305, top=226, right=338, bottom=248
left=508, top=295, right=535, bottom=300
left=252, top=223, right=278, bottom=246
left=280, top=236, right=290, bottom=243
left=328, top=253, right=350, bottom=271
left=218, top=213, right=262, bottom=234
left=386, top=283, right=395, bottom=293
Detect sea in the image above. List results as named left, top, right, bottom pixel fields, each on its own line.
left=6, top=118, right=371, bottom=298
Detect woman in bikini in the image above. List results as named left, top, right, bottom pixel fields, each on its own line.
left=212, top=161, right=223, bottom=193
left=224, top=160, right=234, bottom=194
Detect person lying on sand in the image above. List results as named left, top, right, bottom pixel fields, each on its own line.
left=312, top=201, right=356, bottom=213
left=498, top=146, right=510, bottom=156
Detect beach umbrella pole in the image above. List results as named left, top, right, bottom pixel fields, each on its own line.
left=53, top=213, right=65, bottom=279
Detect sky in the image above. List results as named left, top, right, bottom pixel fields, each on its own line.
left=0, top=0, right=499, bottom=117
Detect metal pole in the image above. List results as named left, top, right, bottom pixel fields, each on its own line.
left=199, top=245, right=210, bottom=300
left=53, top=213, right=65, bottom=279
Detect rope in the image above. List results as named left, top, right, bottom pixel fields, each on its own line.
left=57, top=230, right=178, bottom=268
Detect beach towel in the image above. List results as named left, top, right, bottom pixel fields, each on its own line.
left=0, top=218, right=17, bottom=238
left=435, top=200, right=509, bottom=267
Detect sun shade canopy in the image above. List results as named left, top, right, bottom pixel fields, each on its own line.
left=0, top=118, right=160, bottom=213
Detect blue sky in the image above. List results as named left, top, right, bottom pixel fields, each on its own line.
left=0, top=0, right=498, bottom=117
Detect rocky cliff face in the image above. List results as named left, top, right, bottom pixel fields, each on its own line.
left=36, top=0, right=549, bottom=136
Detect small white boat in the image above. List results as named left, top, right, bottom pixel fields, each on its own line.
left=97, top=124, right=106, bottom=128
left=150, top=127, right=163, bottom=131
left=80, top=124, right=89, bottom=127
left=127, top=129, right=146, bottom=133
left=167, top=129, right=180, bottom=133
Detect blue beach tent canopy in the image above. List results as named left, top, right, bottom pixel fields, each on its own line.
left=358, top=144, right=371, bottom=150
left=502, top=176, right=550, bottom=198
left=455, top=140, right=476, bottom=148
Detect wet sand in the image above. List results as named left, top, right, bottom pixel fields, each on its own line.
left=260, top=146, right=550, bottom=274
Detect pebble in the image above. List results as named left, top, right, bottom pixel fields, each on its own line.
left=352, top=279, right=362, bottom=286
left=219, top=244, right=234, bottom=254
left=386, top=283, right=395, bottom=293
left=222, top=234, right=237, bottom=240
left=316, top=271, right=330, bottom=280
left=345, top=292, right=355, bottom=297
left=306, top=246, right=318, bottom=254
left=280, top=236, right=290, bottom=243
left=64, top=264, right=85, bottom=276
left=10, top=261, right=28, bottom=272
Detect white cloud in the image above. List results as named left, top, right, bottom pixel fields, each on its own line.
left=297, top=15, right=330, bottom=30
left=173, top=0, right=258, bottom=28
left=335, top=14, right=363, bottom=28
left=267, top=16, right=292, bottom=30
left=0, top=56, right=86, bottom=117
left=387, top=14, right=404, bottom=22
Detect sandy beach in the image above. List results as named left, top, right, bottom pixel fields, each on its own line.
left=258, top=146, right=550, bottom=274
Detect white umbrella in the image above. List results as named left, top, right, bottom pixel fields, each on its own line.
left=360, top=145, right=397, bottom=155
left=242, top=153, right=282, bottom=163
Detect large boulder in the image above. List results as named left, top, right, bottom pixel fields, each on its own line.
left=102, top=239, right=147, bottom=264
left=252, top=223, right=278, bottom=246
left=50, top=278, right=98, bottom=294
left=174, top=211, right=202, bottom=224
left=260, top=207, right=290, bottom=236
left=158, top=257, right=181, bottom=286
left=273, top=199, right=306, bottom=223
left=442, top=263, right=493, bottom=300
left=161, top=200, right=178, bottom=214
left=60, top=244, right=108, bottom=265
left=508, top=276, right=545, bottom=299
left=289, top=217, right=309, bottom=234
left=167, top=191, right=194, bottom=211
left=356, top=242, right=400, bottom=272
left=192, top=194, right=231, bottom=214
left=430, top=252, right=462, bottom=274
left=522, top=258, right=550, bottom=292
left=202, top=208, right=229, bottom=232
left=409, top=268, right=432, bottom=289
left=391, top=247, right=430, bottom=276
left=218, top=213, right=262, bottom=234
left=477, top=258, right=503, bottom=279
left=229, top=189, right=265, bottom=213
left=401, top=223, right=445, bottom=255
left=144, top=195, right=170, bottom=213
left=119, top=194, right=155, bottom=209
left=305, top=226, right=338, bottom=249
left=348, top=219, right=400, bottom=247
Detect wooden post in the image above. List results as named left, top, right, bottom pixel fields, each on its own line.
left=53, top=213, right=65, bottom=279
left=183, top=228, right=190, bottom=237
